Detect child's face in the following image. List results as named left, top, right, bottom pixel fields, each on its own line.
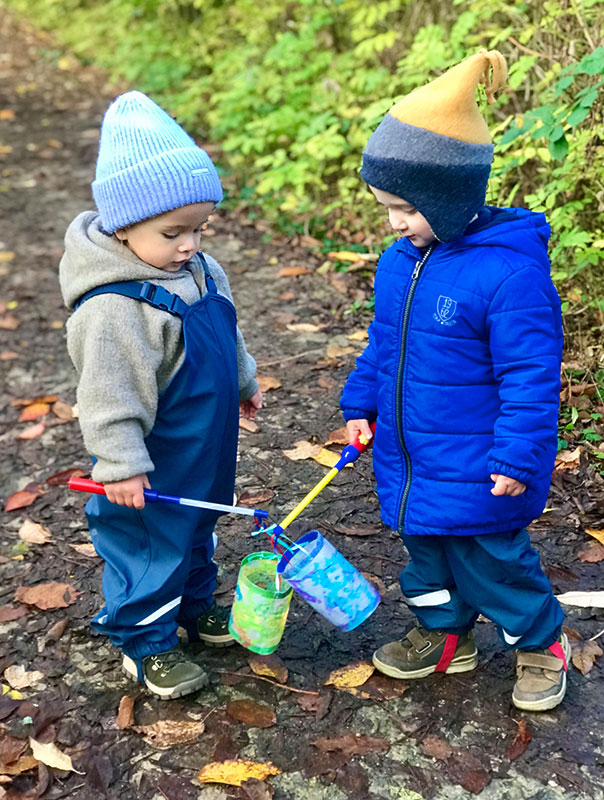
left=369, top=186, right=436, bottom=248
left=115, top=202, right=215, bottom=271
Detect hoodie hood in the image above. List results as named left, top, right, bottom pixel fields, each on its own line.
left=59, top=211, right=199, bottom=310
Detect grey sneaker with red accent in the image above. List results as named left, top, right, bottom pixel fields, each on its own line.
left=512, top=633, right=570, bottom=711
left=372, top=626, right=478, bottom=679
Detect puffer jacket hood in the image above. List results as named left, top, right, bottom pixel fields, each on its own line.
left=341, top=206, right=563, bottom=536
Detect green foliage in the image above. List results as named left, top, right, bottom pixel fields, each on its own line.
left=4, top=0, right=604, bottom=316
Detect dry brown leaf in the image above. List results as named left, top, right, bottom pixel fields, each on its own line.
left=46, top=467, right=87, bottom=486
left=553, top=446, right=581, bottom=471
left=0, top=606, right=27, bottom=622
left=226, top=699, right=276, bottom=729
left=133, top=720, right=205, bottom=748
left=0, top=351, right=19, bottom=360
left=0, top=754, right=38, bottom=775
left=4, top=665, right=44, bottom=690
left=347, top=329, right=369, bottom=341
left=423, top=736, right=454, bottom=760
left=70, top=543, right=99, bottom=558
left=313, top=733, right=389, bottom=757
left=326, top=345, right=356, bottom=359
left=0, top=315, right=19, bottom=330
left=326, top=427, right=348, bottom=445
left=0, top=251, right=15, bottom=262
left=295, top=691, right=332, bottom=719
left=0, top=110, right=15, bottom=121
left=4, top=489, right=40, bottom=512
left=239, top=489, right=274, bottom=507
left=257, top=376, right=282, bottom=392
left=286, top=322, right=325, bottom=333
left=15, top=422, right=45, bottom=440
left=282, top=440, right=322, bottom=461
left=571, top=640, right=603, bottom=674
left=29, top=739, right=77, bottom=772
left=585, top=528, right=604, bottom=546
left=0, top=735, right=28, bottom=765
left=15, top=582, right=80, bottom=610
left=277, top=266, right=311, bottom=277
left=324, top=661, right=374, bottom=689
left=116, top=695, right=136, bottom=730
left=18, top=520, right=51, bottom=544
left=239, top=418, right=259, bottom=433
left=10, top=395, right=59, bottom=407
left=249, top=653, right=288, bottom=684
left=578, top=543, right=604, bottom=562
left=18, top=403, right=50, bottom=422
left=198, top=760, right=280, bottom=787
left=506, top=720, right=531, bottom=761
left=51, top=400, right=75, bottom=420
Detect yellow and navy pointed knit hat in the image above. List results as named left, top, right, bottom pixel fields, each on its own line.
left=361, top=49, right=507, bottom=242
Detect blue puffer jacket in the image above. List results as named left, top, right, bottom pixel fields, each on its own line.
left=341, top=206, right=563, bottom=536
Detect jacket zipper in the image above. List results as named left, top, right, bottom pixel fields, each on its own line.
left=396, top=244, right=435, bottom=533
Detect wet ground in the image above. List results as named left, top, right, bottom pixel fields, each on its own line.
left=0, top=13, right=603, bottom=800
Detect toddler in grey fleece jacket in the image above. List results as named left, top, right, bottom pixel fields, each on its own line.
left=58, top=90, right=262, bottom=699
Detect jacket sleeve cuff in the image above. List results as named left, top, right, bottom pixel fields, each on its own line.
left=487, top=459, right=534, bottom=486
left=239, top=376, right=259, bottom=403
left=91, top=453, right=155, bottom=484
left=342, top=408, right=377, bottom=423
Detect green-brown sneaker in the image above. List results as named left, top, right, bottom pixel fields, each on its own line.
left=122, top=646, right=208, bottom=699
left=178, top=601, right=234, bottom=647
left=372, top=626, right=478, bottom=679
left=512, top=633, right=570, bottom=712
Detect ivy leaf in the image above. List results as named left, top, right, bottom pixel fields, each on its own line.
left=549, top=135, right=568, bottom=160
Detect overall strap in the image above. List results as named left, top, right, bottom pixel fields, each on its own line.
left=73, top=280, right=190, bottom=317
left=197, top=252, right=218, bottom=295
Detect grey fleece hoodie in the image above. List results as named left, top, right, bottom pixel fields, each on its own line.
left=59, top=211, right=258, bottom=484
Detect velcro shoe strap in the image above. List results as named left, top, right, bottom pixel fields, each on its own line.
left=517, top=651, right=564, bottom=672
left=406, top=628, right=430, bottom=650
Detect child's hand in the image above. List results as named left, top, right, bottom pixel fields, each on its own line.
left=346, top=419, right=373, bottom=444
left=490, top=474, right=526, bottom=497
left=240, top=389, right=263, bottom=419
left=105, top=474, right=151, bottom=509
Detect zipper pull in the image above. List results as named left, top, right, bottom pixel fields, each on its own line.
left=412, top=260, right=421, bottom=280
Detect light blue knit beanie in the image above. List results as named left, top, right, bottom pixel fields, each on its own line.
left=92, top=91, right=223, bottom=233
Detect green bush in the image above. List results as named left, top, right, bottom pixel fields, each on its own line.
left=4, top=0, right=604, bottom=323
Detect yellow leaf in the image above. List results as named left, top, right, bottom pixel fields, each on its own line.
left=0, top=251, right=15, bottom=262
left=0, top=109, right=15, bottom=121
left=592, top=239, right=604, bottom=249
left=348, top=329, right=369, bottom=341
left=198, top=759, right=280, bottom=787
left=324, top=661, right=375, bottom=689
left=278, top=266, right=311, bottom=277
left=585, top=528, right=604, bottom=546
left=326, top=345, right=356, bottom=359
left=311, top=448, right=341, bottom=469
left=257, top=375, right=282, bottom=392
left=56, top=56, right=73, bottom=71
left=29, top=739, right=77, bottom=772
left=282, top=440, right=322, bottom=461
left=2, top=683, right=23, bottom=700
left=327, top=250, right=363, bottom=262
left=267, top=256, right=279, bottom=265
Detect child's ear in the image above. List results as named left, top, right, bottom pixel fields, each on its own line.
left=115, top=228, right=128, bottom=243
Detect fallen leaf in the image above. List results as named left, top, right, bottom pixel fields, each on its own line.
left=296, top=691, right=332, bottom=719
left=327, top=250, right=363, bottom=262
left=585, top=528, right=604, bottom=546
left=313, top=734, right=389, bottom=757
left=423, top=736, right=454, bottom=760
left=326, top=345, right=356, bottom=359
left=554, top=446, right=582, bottom=471
left=4, top=489, right=40, bottom=512
left=46, top=619, right=69, bottom=641
left=249, top=654, right=288, bottom=684
left=29, top=739, right=76, bottom=772
left=242, top=778, right=274, bottom=800
left=326, top=427, right=348, bottom=445
left=0, top=314, right=19, bottom=330
left=0, top=754, right=38, bottom=775
left=10, top=395, right=58, bottom=407
left=15, top=422, right=45, bottom=440
left=15, top=582, right=80, bottom=610
left=51, top=400, right=75, bottom=420
left=328, top=524, right=381, bottom=537
left=286, top=323, right=325, bottom=333
left=578, top=543, right=604, bottom=562
left=282, top=440, right=322, bottom=461
left=18, top=520, right=52, bottom=545
left=4, top=665, right=44, bottom=691
left=46, top=467, right=86, bottom=486
left=18, top=403, right=50, bottom=422
left=447, top=750, right=491, bottom=795
left=239, top=490, right=274, bottom=507
left=116, top=695, right=136, bottom=730
left=70, top=543, right=98, bottom=558
left=198, top=760, right=280, bottom=787
left=133, top=719, right=205, bottom=749
left=277, top=266, right=311, bottom=277
left=1, top=685, right=23, bottom=700
left=0, top=110, right=15, bottom=120
left=506, top=720, right=531, bottom=760
left=571, top=640, right=603, bottom=674
left=239, top=418, right=259, bottom=433
left=324, top=661, right=374, bottom=689
left=226, top=699, right=276, bottom=728
left=0, top=606, right=27, bottom=623
left=0, top=251, right=15, bottom=262
left=556, top=591, right=604, bottom=608
left=347, top=329, right=369, bottom=341
left=277, top=291, right=295, bottom=301
left=311, top=448, right=341, bottom=469
left=257, top=376, right=281, bottom=392
left=0, top=735, right=28, bottom=765
left=0, top=351, right=19, bottom=360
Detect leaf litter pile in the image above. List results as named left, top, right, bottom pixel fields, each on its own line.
left=0, top=15, right=603, bottom=800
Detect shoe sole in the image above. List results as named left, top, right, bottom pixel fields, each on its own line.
left=122, top=655, right=209, bottom=700
left=177, top=625, right=235, bottom=648
left=511, top=636, right=571, bottom=712
left=372, top=650, right=478, bottom=680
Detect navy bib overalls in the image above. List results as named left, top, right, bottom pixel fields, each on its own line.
left=75, top=256, right=239, bottom=660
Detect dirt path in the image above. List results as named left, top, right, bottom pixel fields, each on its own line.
left=0, top=14, right=603, bottom=800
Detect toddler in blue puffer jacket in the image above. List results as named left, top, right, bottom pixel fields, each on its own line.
left=341, top=50, right=569, bottom=711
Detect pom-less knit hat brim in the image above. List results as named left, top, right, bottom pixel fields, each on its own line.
left=92, top=91, right=223, bottom=233
left=361, top=49, right=506, bottom=242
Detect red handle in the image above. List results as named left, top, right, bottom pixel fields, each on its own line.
left=350, top=420, right=377, bottom=453
left=68, top=477, right=107, bottom=495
